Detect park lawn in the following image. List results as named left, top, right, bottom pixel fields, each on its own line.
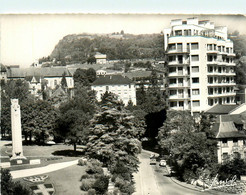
left=15, top=164, right=87, bottom=195
left=1, top=143, right=75, bottom=157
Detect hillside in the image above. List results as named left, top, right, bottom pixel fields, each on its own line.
left=40, top=33, right=165, bottom=65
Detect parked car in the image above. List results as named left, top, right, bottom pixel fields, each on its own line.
left=150, top=158, right=157, bottom=165
left=159, top=160, right=167, bottom=167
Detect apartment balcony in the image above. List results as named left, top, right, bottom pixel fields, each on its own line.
left=168, top=60, right=190, bottom=65
left=207, top=82, right=236, bottom=87
left=168, top=83, right=190, bottom=88
left=207, top=72, right=236, bottom=76
left=168, top=72, right=189, bottom=77
left=167, top=48, right=190, bottom=54
left=207, top=50, right=219, bottom=54
left=207, top=61, right=218, bottom=65
left=169, top=94, right=190, bottom=100
left=227, top=53, right=236, bottom=57
left=208, top=92, right=236, bottom=97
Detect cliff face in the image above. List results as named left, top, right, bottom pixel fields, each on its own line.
left=48, top=33, right=165, bottom=64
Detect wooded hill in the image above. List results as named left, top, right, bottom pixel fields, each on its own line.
left=40, top=33, right=165, bottom=64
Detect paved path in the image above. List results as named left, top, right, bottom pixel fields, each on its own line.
left=10, top=159, right=79, bottom=179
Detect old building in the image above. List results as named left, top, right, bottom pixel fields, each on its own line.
left=214, top=113, right=246, bottom=163
left=95, top=52, right=107, bottom=64
left=91, top=75, right=136, bottom=105
left=6, top=67, right=74, bottom=98
left=164, top=17, right=236, bottom=113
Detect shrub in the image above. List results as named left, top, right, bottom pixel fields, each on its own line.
left=86, top=159, right=103, bottom=175
left=87, top=188, right=96, bottom=195
left=80, top=178, right=95, bottom=191
left=78, top=158, right=87, bottom=166
left=114, top=177, right=135, bottom=194
left=218, top=158, right=246, bottom=180
left=80, top=174, right=94, bottom=181
left=92, top=175, right=109, bottom=194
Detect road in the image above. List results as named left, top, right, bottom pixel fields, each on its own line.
left=133, top=151, right=210, bottom=195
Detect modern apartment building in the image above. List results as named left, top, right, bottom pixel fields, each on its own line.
left=164, top=17, right=236, bottom=113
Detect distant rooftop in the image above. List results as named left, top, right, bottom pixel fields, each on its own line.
left=205, top=104, right=238, bottom=115
left=92, top=75, right=132, bottom=86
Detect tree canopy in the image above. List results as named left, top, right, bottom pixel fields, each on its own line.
left=158, top=111, right=217, bottom=181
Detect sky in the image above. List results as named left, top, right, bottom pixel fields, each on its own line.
left=0, top=0, right=246, bottom=67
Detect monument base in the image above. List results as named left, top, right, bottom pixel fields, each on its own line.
left=10, top=156, right=28, bottom=165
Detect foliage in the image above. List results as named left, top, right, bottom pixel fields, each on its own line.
left=92, top=175, right=109, bottom=194
left=21, top=99, right=58, bottom=144
left=85, top=92, right=142, bottom=174
left=158, top=111, right=218, bottom=181
left=1, top=80, right=32, bottom=137
left=87, top=56, right=96, bottom=64
left=73, top=68, right=96, bottom=87
left=218, top=158, right=246, bottom=180
left=47, top=34, right=165, bottom=64
left=61, top=72, right=68, bottom=88
left=54, top=86, right=96, bottom=150
left=80, top=178, right=96, bottom=191
left=114, top=177, right=135, bottom=194
left=1, top=169, right=33, bottom=195
left=85, top=159, right=104, bottom=175
left=235, top=60, right=246, bottom=84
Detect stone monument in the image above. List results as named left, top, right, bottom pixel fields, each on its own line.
left=10, top=99, right=26, bottom=161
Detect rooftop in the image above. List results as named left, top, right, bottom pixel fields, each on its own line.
left=92, top=75, right=133, bottom=86
left=7, top=67, right=72, bottom=78
left=205, top=104, right=238, bottom=115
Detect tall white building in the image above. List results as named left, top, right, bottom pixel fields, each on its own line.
left=164, top=17, right=236, bottom=113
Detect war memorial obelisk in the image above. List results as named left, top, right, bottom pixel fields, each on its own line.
left=10, top=99, right=26, bottom=160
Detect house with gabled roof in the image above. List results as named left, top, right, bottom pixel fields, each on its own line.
left=91, top=75, right=136, bottom=105
left=213, top=113, right=246, bottom=163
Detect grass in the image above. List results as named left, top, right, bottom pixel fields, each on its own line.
left=0, top=143, right=83, bottom=171
left=15, top=164, right=87, bottom=195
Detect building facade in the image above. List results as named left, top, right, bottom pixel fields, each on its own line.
left=91, top=75, right=136, bottom=105
left=214, top=114, right=246, bottom=164
left=95, top=52, right=107, bottom=64
left=164, top=17, right=236, bottom=113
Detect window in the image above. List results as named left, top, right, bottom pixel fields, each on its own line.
left=226, top=48, right=229, bottom=53
left=192, top=77, right=199, bottom=83
left=106, top=86, right=109, bottom=91
left=168, top=44, right=176, bottom=50
left=191, top=55, right=199, bottom=61
left=169, top=67, right=176, bottom=73
left=222, top=139, right=228, bottom=147
left=192, top=89, right=200, bottom=95
left=209, top=99, right=214, bottom=106
left=192, top=100, right=200, bottom=107
left=208, top=66, right=213, bottom=72
left=191, top=43, right=199, bottom=50
left=169, top=78, right=177, bottom=84
left=207, top=44, right=213, bottom=51
left=192, top=66, right=199, bottom=73
left=177, top=43, right=182, bottom=51
left=218, top=46, right=221, bottom=52
left=179, top=101, right=184, bottom=107
left=233, top=138, right=238, bottom=146
left=175, top=30, right=182, bottom=36
left=170, top=102, right=177, bottom=107
left=54, top=80, right=57, bottom=86
left=207, top=55, right=213, bottom=62
left=222, top=153, right=229, bottom=161
left=169, top=90, right=177, bottom=96
left=168, top=56, right=176, bottom=62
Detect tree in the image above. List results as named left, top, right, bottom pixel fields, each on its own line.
left=85, top=92, right=142, bottom=174
left=1, top=80, right=32, bottom=137
left=73, top=68, right=96, bottom=87
left=55, top=87, right=96, bottom=151
left=218, top=158, right=246, bottom=180
left=1, top=169, right=33, bottom=195
left=87, top=56, right=96, bottom=64
left=61, top=72, right=68, bottom=88
left=158, top=111, right=217, bottom=181
left=21, top=99, right=58, bottom=144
